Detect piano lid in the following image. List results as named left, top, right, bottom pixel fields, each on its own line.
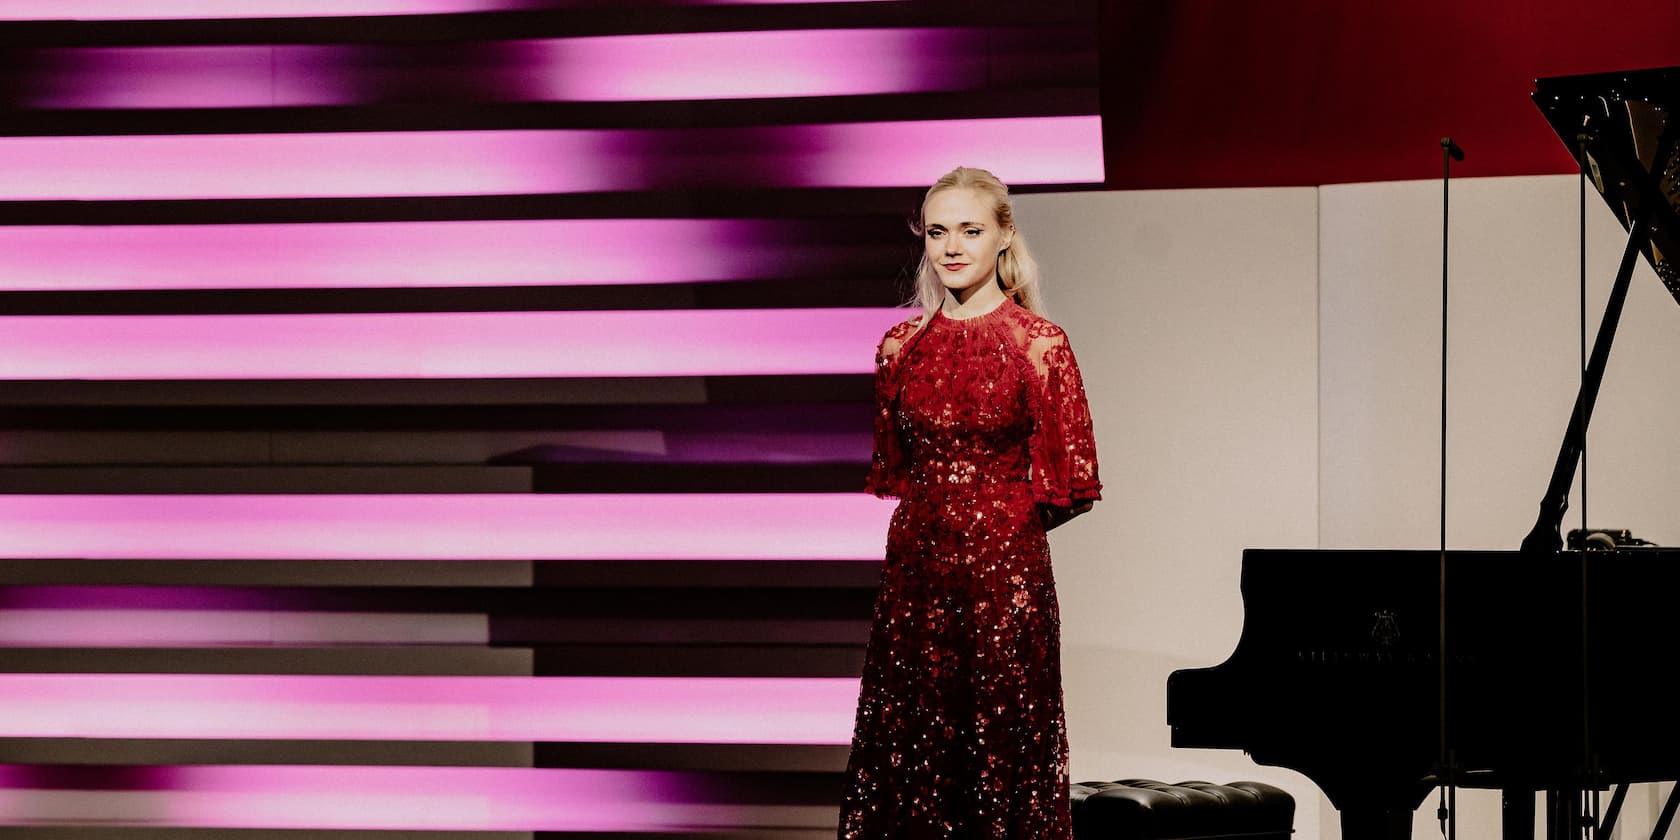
left=1534, top=66, right=1680, bottom=303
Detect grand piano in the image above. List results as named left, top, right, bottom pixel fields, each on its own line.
left=1167, top=67, right=1680, bottom=840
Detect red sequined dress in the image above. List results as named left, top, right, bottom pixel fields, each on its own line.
left=838, top=297, right=1102, bottom=840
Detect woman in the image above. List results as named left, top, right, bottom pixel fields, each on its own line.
left=838, top=167, right=1101, bottom=839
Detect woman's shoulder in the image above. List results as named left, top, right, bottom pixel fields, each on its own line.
left=875, top=311, right=925, bottom=360
left=878, top=312, right=924, bottom=346
left=1001, top=299, right=1070, bottom=344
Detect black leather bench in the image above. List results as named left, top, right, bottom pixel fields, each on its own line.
left=1071, top=779, right=1295, bottom=840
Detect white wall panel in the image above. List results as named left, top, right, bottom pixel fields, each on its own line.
left=1017, top=187, right=1323, bottom=840
left=1019, top=173, right=1680, bottom=840
left=1319, top=173, right=1680, bottom=840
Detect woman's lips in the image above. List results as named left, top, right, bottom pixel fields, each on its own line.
left=941, top=263, right=969, bottom=271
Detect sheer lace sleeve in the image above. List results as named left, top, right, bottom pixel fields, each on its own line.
left=864, top=317, right=921, bottom=499
left=1025, top=323, right=1102, bottom=507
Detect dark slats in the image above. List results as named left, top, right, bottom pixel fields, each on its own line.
left=0, top=583, right=876, bottom=610
left=0, top=187, right=928, bottom=225
left=0, top=465, right=534, bottom=493
left=0, top=740, right=850, bottom=773
left=0, top=559, right=876, bottom=588
left=0, top=402, right=875, bottom=432
left=0, top=412, right=872, bottom=468
left=0, top=376, right=872, bottom=409
left=528, top=463, right=864, bottom=494
left=536, top=743, right=848, bottom=773
left=0, top=87, right=1098, bottom=136
left=0, top=644, right=860, bottom=677
left=0, top=648, right=535, bottom=676
left=0, top=738, right=532, bottom=767
left=490, top=617, right=868, bottom=646
left=0, top=272, right=908, bottom=318
left=530, top=559, right=879, bottom=589
left=0, top=377, right=705, bottom=408
left=0, top=559, right=537, bottom=587
left=533, top=643, right=863, bottom=677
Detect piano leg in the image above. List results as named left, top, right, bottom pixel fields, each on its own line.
left=1502, top=788, right=1534, bottom=840
left=1341, top=808, right=1414, bottom=840
left=1544, top=790, right=1581, bottom=840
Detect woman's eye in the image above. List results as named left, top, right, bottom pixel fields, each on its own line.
left=965, top=228, right=981, bottom=236
left=927, top=230, right=943, bottom=238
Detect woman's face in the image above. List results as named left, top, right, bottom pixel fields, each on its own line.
left=922, top=187, right=1013, bottom=297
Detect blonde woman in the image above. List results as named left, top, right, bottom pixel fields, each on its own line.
left=838, top=167, right=1101, bottom=839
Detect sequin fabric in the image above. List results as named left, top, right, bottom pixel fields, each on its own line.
left=839, top=297, right=1101, bottom=840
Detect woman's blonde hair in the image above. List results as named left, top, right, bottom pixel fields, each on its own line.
left=908, top=166, right=1044, bottom=327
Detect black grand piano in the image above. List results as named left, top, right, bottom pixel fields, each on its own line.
left=1167, top=67, right=1680, bottom=840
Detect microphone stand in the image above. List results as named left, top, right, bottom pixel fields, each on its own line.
left=1436, top=135, right=1463, bottom=840
left=1576, top=131, right=1598, bottom=840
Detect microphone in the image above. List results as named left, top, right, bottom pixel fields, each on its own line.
left=1441, top=137, right=1465, bottom=162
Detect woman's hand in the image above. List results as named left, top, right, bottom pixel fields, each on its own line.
left=1040, top=500, right=1094, bottom=531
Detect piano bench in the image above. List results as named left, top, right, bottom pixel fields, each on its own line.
left=1070, top=779, right=1294, bottom=840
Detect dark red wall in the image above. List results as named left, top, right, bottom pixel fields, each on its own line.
left=1100, top=0, right=1680, bottom=188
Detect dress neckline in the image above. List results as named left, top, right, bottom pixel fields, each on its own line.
left=933, top=296, right=1016, bottom=328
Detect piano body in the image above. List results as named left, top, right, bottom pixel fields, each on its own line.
left=1170, top=548, right=1680, bottom=840
left=1167, top=67, right=1680, bottom=840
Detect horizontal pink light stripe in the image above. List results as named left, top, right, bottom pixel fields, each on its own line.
left=0, top=494, right=894, bottom=560
left=0, top=0, right=510, bottom=16
left=539, top=28, right=966, bottom=102
left=0, top=674, right=859, bottom=744
left=791, top=117, right=1106, bottom=187
left=0, top=308, right=906, bottom=379
left=29, top=29, right=971, bottom=108
left=0, top=765, right=784, bottom=831
left=0, top=219, right=819, bottom=291
left=0, top=117, right=1104, bottom=200
left=0, top=0, right=891, bottom=19
left=32, top=46, right=279, bottom=110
